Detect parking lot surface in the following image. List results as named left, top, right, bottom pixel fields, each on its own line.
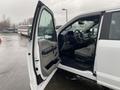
left=0, top=33, right=104, bottom=90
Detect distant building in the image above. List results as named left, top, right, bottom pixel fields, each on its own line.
left=0, top=28, right=17, bottom=33
left=7, top=28, right=17, bottom=33
left=17, top=25, right=32, bottom=36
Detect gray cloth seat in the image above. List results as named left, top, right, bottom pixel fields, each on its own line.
left=75, top=44, right=95, bottom=58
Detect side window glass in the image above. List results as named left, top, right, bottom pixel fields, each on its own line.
left=109, top=12, right=120, bottom=40
left=38, top=9, right=56, bottom=41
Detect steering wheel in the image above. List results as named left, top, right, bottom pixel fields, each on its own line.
left=74, top=29, right=84, bottom=43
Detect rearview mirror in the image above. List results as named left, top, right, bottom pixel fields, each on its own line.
left=78, top=21, right=84, bottom=24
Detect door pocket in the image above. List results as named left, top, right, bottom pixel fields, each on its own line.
left=45, top=58, right=59, bottom=70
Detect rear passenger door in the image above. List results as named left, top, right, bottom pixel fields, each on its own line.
left=96, top=11, right=120, bottom=90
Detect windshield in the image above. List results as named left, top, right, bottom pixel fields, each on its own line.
left=63, top=15, right=100, bottom=34
left=71, top=20, right=95, bottom=32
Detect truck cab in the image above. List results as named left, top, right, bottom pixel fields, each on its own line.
left=27, top=1, right=120, bottom=90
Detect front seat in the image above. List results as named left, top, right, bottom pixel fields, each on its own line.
left=75, top=44, right=95, bottom=62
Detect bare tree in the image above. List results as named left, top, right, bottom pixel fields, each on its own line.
left=27, top=17, right=33, bottom=25
left=0, top=15, right=11, bottom=30
left=19, top=17, right=33, bottom=25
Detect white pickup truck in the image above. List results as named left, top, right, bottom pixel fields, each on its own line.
left=27, top=1, right=120, bottom=90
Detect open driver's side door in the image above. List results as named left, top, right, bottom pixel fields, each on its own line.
left=28, top=1, right=60, bottom=90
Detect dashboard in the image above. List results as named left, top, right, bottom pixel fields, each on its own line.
left=60, top=28, right=97, bottom=51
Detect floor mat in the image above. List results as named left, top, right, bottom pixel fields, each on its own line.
left=61, top=56, right=93, bottom=71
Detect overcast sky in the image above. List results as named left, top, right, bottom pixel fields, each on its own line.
left=1, top=0, right=120, bottom=25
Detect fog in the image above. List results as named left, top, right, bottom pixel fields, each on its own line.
left=0, top=0, right=120, bottom=25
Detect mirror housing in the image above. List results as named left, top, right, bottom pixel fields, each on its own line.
left=78, top=20, right=84, bottom=24
left=27, top=26, right=32, bottom=40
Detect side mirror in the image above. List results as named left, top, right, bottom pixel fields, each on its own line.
left=28, top=31, right=31, bottom=37
left=28, top=27, right=32, bottom=40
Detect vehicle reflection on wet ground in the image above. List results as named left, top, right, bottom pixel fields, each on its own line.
left=0, top=33, right=104, bottom=90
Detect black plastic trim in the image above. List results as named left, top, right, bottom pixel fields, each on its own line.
left=42, top=46, right=57, bottom=55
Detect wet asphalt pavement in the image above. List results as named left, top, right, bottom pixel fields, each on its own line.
left=0, top=33, right=30, bottom=90
left=0, top=33, right=105, bottom=90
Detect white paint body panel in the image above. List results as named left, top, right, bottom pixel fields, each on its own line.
left=27, top=41, right=38, bottom=90
left=96, top=40, right=120, bottom=90
left=27, top=41, right=57, bottom=90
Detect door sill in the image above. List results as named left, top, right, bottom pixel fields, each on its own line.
left=58, top=64, right=96, bottom=80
